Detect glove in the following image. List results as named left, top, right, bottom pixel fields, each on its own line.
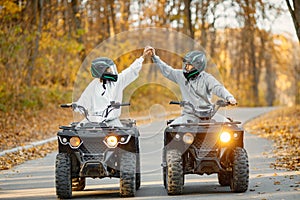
left=227, top=97, right=237, bottom=105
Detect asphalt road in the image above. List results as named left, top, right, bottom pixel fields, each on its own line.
left=0, top=107, right=299, bottom=200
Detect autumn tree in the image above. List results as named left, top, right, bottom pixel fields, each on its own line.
left=286, top=0, right=300, bottom=43
left=0, top=0, right=299, bottom=111
left=285, top=0, right=300, bottom=104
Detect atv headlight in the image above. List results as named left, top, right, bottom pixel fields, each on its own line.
left=105, top=135, right=118, bottom=148
left=220, top=131, right=231, bottom=143
left=183, top=132, right=194, bottom=144
left=70, top=137, right=81, bottom=148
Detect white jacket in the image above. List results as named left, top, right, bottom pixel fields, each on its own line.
left=76, top=57, right=144, bottom=121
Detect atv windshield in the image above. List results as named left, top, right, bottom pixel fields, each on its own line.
left=71, top=28, right=225, bottom=122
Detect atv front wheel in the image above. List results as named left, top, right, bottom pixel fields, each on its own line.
left=218, top=171, right=231, bottom=186
left=166, top=149, right=183, bottom=195
left=230, top=147, right=249, bottom=192
left=136, top=153, right=141, bottom=190
left=55, top=153, right=72, bottom=199
left=163, top=166, right=167, bottom=188
left=120, top=152, right=136, bottom=197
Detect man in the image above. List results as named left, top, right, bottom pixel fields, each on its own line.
left=149, top=47, right=236, bottom=124
left=75, top=47, right=153, bottom=126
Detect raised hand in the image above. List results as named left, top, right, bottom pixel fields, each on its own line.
left=142, top=46, right=155, bottom=58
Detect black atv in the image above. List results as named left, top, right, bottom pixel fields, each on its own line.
left=55, top=101, right=141, bottom=199
left=162, top=100, right=249, bottom=195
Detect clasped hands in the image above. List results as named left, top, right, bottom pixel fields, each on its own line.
left=142, top=46, right=155, bottom=59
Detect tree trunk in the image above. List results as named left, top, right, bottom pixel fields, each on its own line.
left=183, top=0, right=194, bottom=39
left=265, top=52, right=275, bottom=106
left=250, top=35, right=259, bottom=104
left=71, top=0, right=86, bottom=61
left=200, top=0, right=208, bottom=48
left=286, top=0, right=300, bottom=104
left=108, top=0, right=116, bottom=35
left=120, top=0, right=130, bottom=32
left=295, top=62, right=300, bottom=105
left=286, top=0, right=300, bottom=43
left=26, top=0, right=43, bottom=86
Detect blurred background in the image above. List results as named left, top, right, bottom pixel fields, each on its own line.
left=0, top=0, right=299, bottom=114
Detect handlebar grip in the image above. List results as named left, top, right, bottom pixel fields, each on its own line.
left=169, top=101, right=180, bottom=105
left=60, top=104, right=72, bottom=108
left=120, top=103, right=130, bottom=107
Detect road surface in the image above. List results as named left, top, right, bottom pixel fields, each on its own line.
left=0, top=107, right=299, bottom=200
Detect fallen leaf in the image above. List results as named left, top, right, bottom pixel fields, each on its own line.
left=274, top=181, right=281, bottom=185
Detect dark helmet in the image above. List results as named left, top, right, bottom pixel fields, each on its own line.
left=91, top=57, right=118, bottom=82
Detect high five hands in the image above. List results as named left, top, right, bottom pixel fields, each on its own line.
left=142, top=46, right=155, bottom=58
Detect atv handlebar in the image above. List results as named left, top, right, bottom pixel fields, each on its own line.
left=169, top=99, right=236, bottom=119
left=60, top=101, right=130, bottom=122
left=110, top=101, right=130, bottom=109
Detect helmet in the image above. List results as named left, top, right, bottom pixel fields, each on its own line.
left=91, top=57, right=118, bottom=82
left=182, top=51, right=206, bottom=81
left=182, top=50, right=207, bottom=73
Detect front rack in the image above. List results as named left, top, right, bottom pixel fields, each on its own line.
left=169, top=121, right=241, bottom=127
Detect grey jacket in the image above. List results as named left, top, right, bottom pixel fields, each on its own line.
left=152, top=55, right=234, bottom=116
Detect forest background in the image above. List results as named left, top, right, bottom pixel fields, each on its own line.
left=0, top=0, right=299, bottom=170
left=0, top=0, right=299, bottom=125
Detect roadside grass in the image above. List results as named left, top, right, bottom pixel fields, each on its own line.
left=244, top=106, right=300, bottom=171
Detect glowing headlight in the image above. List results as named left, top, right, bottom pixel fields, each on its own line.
left=183, top=132, right=194, bottom=144
left=105, top=135, right=118, bottom=148
left=70, top=137, right=81, bottom=148
left=220, top=132, right=231, bottom=143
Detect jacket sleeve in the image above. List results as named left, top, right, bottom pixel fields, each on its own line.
left=118, top=57, right=144, bottom=88
left=205, top=74, right=234, bottom=100
left=152, top=55, right=182, bottom=83
left=75, top=79, right=97, bottom=112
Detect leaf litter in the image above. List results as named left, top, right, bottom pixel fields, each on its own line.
left=244, top=106, right=300, bottom=171
left=0, top=105, right=72, bottom=170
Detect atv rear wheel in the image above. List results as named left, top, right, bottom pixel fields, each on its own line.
left=55, top=153, right=72, bottom=199
left=166, top=149, right=183, bottom=195
left=120, top=152, right=136, bottom=197
left=218, top=171, right=231, bottom=186
left=72, top=177, right=86, bottom=191
left=230, top=147, right=249, bottom=192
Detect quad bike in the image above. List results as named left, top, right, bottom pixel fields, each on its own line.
left=162, top=100, right=249, bottom=195
left=55, top=101, right=141, bottom=199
